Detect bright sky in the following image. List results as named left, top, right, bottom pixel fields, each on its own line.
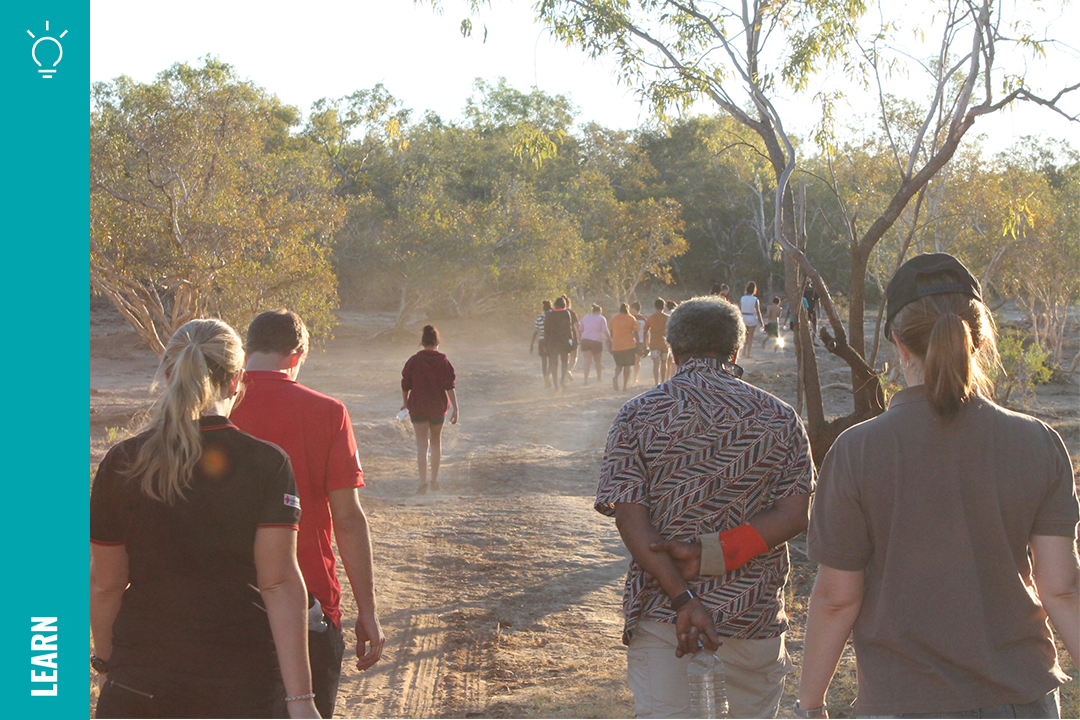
left=90, top=0, right=1080, bottom=153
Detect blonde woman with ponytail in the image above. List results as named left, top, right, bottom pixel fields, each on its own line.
left=90, top=319, right=319, bottom=718
left=798, top=254, right=1078, bottom=719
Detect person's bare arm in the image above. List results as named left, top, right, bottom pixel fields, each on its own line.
left=447, top=388, right=459, bottom=424
left=614, top=502, right=720, bottom=657
left=255, top=527, right=319, bottom=719
left=749, top=493, right=810, bottom=547
left=90, top=544, right=129, bottom=684
left=328, top=488, right=385, bottom=672
left=1031, top=534, right=1080, bottom=666
left=798, top=565, right=864, bottom=716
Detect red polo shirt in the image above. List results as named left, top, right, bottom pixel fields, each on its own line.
left=230, top=371, right=363, bottom=627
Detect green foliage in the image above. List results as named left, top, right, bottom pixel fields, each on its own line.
left=91, top=57, right=345, bottom=353
left=302, top=84, right=411, bottom=196
left=994, top=327, right=1052, bottom=407
left=335, top=77, right=687, bottom=325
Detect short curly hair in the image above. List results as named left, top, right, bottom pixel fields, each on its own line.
left=665, top=295, right=744, bottom=361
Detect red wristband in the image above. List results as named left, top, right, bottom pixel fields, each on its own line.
left=717, top=523, right=769, bottom=572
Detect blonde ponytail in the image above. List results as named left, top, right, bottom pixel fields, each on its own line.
left=893, top=292, right=998, bottom=420
left=924, top=310, right=974, bottom=418
left=125, top=319, right=244, bottom=503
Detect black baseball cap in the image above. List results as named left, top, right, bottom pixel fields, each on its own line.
left=884, top=253, right=983, bottom=342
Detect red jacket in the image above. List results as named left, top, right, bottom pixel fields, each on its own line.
left=402, top=350, right=456, bottom=417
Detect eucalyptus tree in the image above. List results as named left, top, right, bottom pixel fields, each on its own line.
left=334, top=81, right=589, bottom=328
left=430, top=0, right=1080, bottom=458
left=302, top=83, right=411, bottom=197
left=90, top=57, right=345, bottom=355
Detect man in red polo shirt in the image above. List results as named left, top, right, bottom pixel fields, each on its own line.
left=230, top=309, right=384, bottom=718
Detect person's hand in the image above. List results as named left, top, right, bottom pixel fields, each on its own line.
left=95, top=672, right=108, bottom=690
left=286, top=697, right=321, bottom=719
left=674, top=598, right=721, bottom=658
left=354, top=612, right=386, bottom=672
left=400, top=404, right=407, bottom=411
left=529, top=345, right=534, bottom=355
left=644, top=538, right=702, bottom=588
left=449, top=408, right=459, bottom=425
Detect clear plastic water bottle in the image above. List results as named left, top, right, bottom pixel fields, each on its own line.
left=688, top=650, right=728, bottom=718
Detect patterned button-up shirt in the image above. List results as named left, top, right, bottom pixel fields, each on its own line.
left=596, top=356, right=815, bottom=644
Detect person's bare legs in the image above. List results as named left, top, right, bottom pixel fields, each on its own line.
left=593, top=352, right=603, bottom=383
left=546, top=353, right=560, bottom=390
left=428, top=422, right=444, bottom=491
left=551, top=353, right=568, bottom=391
left=413, top=421, right=431, bottom=493
left=620, top=365, right=631, bottom=390
left=651, top=354, right=661, bottom=385
left=744, top=326, right=756, bottom=357
left=581, top=350, right=594, bottom=385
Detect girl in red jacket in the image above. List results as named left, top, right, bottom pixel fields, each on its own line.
left=401, top=325, right=459, bottom=494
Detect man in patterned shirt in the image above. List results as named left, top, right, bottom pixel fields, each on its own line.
left=596, top=295, right=815, bottom=718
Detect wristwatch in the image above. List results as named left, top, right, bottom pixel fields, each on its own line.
left=670, top=589, right=696, bottom=611
left=794, top=700, right=828, bottom=718
left=90, top=654, right=110, bottom=673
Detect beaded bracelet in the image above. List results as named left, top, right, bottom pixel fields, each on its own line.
left=285, top=693, right=316, bottom=703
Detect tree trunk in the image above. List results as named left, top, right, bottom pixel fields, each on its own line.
left=849, top=246, right=869, bottom=359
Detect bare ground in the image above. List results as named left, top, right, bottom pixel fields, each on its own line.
left=90, top=298, right=1079, bottom=718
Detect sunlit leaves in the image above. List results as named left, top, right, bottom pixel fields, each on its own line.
left=90, top=57, right=345, bottom=353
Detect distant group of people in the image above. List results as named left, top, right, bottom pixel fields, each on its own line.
left=530, top=295, right=685, bottom=391
left=90, top=254, right=1079, bottom=720
left=532, top=279, right=814, bottom=389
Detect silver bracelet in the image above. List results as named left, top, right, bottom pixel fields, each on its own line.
left=794, top=699, right=827, bottom=718
left=285, top=693, right=315, bottom=703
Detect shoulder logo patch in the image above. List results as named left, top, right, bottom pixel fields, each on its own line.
left=284, top=493, right=301, bottom=509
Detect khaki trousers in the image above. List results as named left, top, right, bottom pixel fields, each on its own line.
left=626, top=620, right=792, bottom=719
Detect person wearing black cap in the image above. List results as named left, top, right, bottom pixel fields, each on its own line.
left=795, top=254, right=1079, bottom=718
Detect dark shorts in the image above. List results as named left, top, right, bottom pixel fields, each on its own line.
left=765, top=321, right=779, bottom=337
left=410, top=412, right=445, bottom=425
left=309, top=615, right=346, bottom=718
left=536, top=339, right=547, bottom=355
left=580, top=339, right=604, bottom=355
left=612, top=348, right=637, bottom=367
left=544, top=339, right=572, bottom=357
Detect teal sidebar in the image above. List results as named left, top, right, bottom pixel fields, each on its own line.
left=3, top=2, right=88, bottom=717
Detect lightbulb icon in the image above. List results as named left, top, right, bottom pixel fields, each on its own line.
left=27, top=21, right=67, bottom=79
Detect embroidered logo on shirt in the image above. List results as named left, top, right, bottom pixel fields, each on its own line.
left=284, top=494, right=301, bottom=509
